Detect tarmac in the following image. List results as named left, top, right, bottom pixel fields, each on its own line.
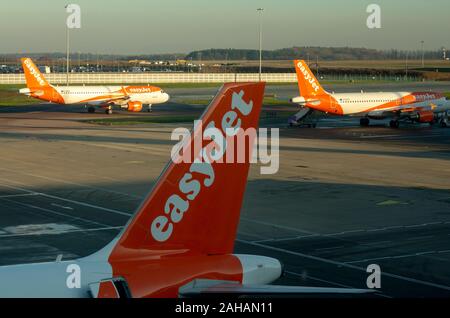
left=0, top=82, right=449, bottom=297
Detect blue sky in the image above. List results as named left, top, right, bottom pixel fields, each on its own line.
left=1, top=0, right=449, bottom=54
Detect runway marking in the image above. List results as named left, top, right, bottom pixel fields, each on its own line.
left=406, top=235, right=434, bottom=241
left=0, top=167, right=143, bottom=200
left=253, top=234, right=320, bottom=243
left=315, top=245, right=346, bottom=252
left=405, top=222, right=442, bottom=228
left=251, top=221, right=450, bottom=244
left=0, top=193, right=39, bottom=199
left=3, top=223, right=80, bottom=236
left=0, top=179, right=132, bottom=217
left=345, top=250, right=450, bottom=264
left=0, top=225, right=123, bottom=238
left=0, top=197, right=115, bottom=229
left=237, top=231, right=268, bottom=240
left=50, top=203, right=74, bottom=210
left=240, top=217, right=318, bottom=235
left=361, top=240, right=393, bottom=246
left=236, top=239, right=450, bottom=292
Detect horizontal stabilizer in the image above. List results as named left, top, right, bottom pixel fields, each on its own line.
left=179, top=279, right=375, bottom=297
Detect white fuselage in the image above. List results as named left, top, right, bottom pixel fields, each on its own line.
left=332, top=92, right=450, bottom=116
left=54, top=86, right=169, bottom=106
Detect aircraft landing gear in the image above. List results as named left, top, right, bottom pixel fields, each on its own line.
left=105, top=106, right=113, bottom=115
left=389, top=120, right=400, bottom=128
left=360, top=117, right=370, bottom=127
left=87, top=106, right=95, bottom=113
left=147, top=105, right=152, bottom=112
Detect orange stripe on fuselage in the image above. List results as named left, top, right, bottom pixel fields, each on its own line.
left=361, top=92, right=444, bottom=113
left=77, top=86, right=161, bottom=104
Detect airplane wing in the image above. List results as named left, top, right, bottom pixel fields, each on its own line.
left=179, top=279, right=375, bottom=297
left=103, top=95, right=131, bottom=105
left=92, top=87, right=131, bottom=106
left=367, top=103, right=436, bottom=119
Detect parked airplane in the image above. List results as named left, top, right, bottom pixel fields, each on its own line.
left=19, top=58, right=169, bottom=114
left=0, top=82, right=371, bottom=298
left=290, top=60, right=450, bottom=128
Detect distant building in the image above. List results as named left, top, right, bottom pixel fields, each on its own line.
left=128, top=59, right=151, bottom=65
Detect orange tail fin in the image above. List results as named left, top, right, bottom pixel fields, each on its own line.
left=294, top=60, right=327, bottom=97
left=21, top=58, right=50, bottom=89
left=109, top=82, right=265, bottom=259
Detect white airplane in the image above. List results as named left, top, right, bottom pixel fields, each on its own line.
left=19, top=58, right=170, bottom=114
left=290, top=60, right=450, bottom=128
left=0, top=82, right=371, bottom=298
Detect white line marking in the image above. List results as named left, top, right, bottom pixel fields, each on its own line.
left=315, top=245, right=346, bottom=252
left=0, top=226, right=123, bottom=238
left=240, top=217, right=318, bottom=235
left=345, top=250, right=450, bottom=264
left=237, top=231, right=268, bottom=240
left=250, top=220, right=450, bottom=244
left=0, top=167, right=143, bottom=200
left=361, top=240, right=393, bottom=246
left=0, top=197, right=113, bottom=228
left=253, top=234, right=320, bottom=243
left=0, top=180, right=132, bottom=217
left=406, top=235, right=434, bottom=241
left=50, top=203, right=74, bottom=210
left=0, top=193, right=39, bottom=199
left=236, top=239, right=450, bottom=291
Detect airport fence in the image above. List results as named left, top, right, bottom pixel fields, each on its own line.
left=0, top=73, right=296, bottom=84
left=0, top=73, right=419, bottom=85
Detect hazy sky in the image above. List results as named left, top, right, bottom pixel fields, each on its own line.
left=1, top=0, right=449, bottom=54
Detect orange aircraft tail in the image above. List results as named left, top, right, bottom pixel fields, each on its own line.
left=294, top=60, right=327, bottom=98
left=109, top=82, right=265, bottom=260
left=21, top=58, right=50, bottom=89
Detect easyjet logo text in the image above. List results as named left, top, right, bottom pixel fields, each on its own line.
left=150, top=90, right=254, bottom=242
left=297, top=61, right=320, bottom=93
left=128, top=87, right=154, bottom=93
left=24, top=59, right=46, bottom=86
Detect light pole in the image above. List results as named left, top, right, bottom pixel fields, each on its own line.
left=65, top=4, right=70, bottom=86
left=257, top=8, right=264, bottom=82
left=405, top=51, right=409, bottom=80
left=420, top=40, right=425, bottom=68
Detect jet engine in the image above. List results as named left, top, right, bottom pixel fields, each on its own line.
left=127, top=101, right=143, bottom=112
left=415, top=110, right=434, bottom=123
